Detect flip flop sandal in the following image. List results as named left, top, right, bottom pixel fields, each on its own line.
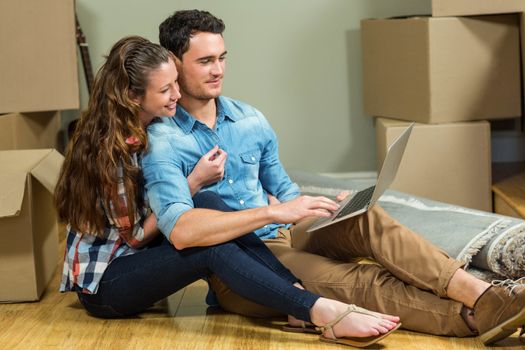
left=282, top=321, right=321, bottom=334
left=314, top=305, right=401, bottom=348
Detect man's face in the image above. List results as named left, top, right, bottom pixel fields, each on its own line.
left=176, top=32, right=227, bottom=101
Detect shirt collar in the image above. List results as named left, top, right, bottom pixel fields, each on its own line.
left=174, top=96, right=239, bottom=134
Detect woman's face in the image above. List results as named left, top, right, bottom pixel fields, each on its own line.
left=136, top=58, right=181, bottom=127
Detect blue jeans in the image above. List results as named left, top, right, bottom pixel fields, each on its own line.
left=77, top=191, right=319, bottom=321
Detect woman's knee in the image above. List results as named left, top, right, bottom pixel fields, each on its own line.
left=193, top=191, right=233, bottom=212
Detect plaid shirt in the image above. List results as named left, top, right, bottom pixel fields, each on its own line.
left=60, top=153, right=148, bottom=294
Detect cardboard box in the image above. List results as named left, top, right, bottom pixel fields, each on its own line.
left=0, top=0, right=79, bottom=113
left=431, top=0, right=525, bottom=17
left=362, top=15, right=521, bottom=124
left=0, top=112, right=61, bottom=151
left=0, top=149, right=64, bottom=302
left=376, top=118, right=492, bottom=211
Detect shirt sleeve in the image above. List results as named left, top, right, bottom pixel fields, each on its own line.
left=105, top=164, right=146, bottom=248
left=255, top=111, right=300, bottom=202
left=141, top=135, right=194, bottom=241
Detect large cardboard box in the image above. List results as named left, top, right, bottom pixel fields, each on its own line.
left=0, top=0, right=79, bottom=113
left=0, top=149, right=63, bottom=302
left=431, top=0, right=525, bottom=17
left=376, top=118, right=491, bottom=211
left=362, top=15, right=521, bottom=124
left=0, top=112, right=61, bottom=151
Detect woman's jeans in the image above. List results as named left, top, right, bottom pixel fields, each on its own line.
left=77, top=191, right=319, bottom=322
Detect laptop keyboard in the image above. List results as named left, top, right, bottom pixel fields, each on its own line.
left=334, top=185, right=375, bottom=219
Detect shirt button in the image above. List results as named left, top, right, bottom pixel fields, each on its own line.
left=228, top=179, right=233, bottom=184
left=239, top=200, right=245, bottom=205
left=251, top=156, right=256, bottom=161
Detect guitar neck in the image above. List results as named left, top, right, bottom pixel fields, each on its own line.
left=78, top=44, right=94, bottom=93
left=75, top=13, right=94, bottom=94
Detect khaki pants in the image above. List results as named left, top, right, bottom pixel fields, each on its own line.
left=210, top=205, right=474, bottom=337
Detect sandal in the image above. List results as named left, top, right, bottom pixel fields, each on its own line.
left=282, top=321, right=321, bottom=334
left=314, top=305, right=401, bottom=348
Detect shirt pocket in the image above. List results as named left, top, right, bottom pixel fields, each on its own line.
left=239, top=149, right=261, bottom=192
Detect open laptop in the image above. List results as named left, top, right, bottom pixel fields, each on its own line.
left=307, top=123, right=414, bottom=232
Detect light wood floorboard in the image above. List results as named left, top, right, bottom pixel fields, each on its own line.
left=1, top=238, right=523, bottom=349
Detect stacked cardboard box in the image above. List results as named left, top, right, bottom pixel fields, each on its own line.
left=0, top=0, right=76, bottom=302
left=361, top=1, right=525, bottom=212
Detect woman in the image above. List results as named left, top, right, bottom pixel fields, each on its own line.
left=55, top=36, right=400, bottom=348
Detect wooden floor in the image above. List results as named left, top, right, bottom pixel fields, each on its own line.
left=1, top=245, right=524, bottom=349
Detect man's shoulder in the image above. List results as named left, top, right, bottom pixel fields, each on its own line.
left=221, top=96, right=263, bottom=119
left=147, top=117, right=183, bottom=137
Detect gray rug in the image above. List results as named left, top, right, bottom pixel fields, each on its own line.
left=289, top=171, right=525, bottom=281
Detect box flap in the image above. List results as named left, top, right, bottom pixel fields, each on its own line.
left=0, top=149, right=63, bottom=218
left=30, top=149, right=64, bottom=194
left=432, top=0, right=525, bottom=17
left=0, top=171, right=28, bottom=218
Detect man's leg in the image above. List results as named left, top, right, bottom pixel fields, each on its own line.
left=292, top=206, right=462, bottom=298
left=265, top=228, right=473, bottom=337
left=290, top=206, right=525, bottom=343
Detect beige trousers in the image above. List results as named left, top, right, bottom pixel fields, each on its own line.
left=210, top=205, right=474, bottom=337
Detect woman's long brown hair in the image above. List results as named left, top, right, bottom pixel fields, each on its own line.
left=54, top=36, right=174, bottom=236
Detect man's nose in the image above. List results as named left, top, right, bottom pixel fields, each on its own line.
left=211, top=61, right=223, bottom=75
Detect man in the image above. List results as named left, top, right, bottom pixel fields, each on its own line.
left=142, top=9, right=525, bottom=344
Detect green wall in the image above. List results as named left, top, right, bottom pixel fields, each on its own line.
left=72, top=0, right=430, bottom=172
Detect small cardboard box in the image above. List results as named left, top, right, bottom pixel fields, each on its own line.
left=0, top=112, right=61, bottom=151
left=376, top=118, right=492, bottom=211
left=0, top=0, right=79, bottom=113
left=362, top=15, right=521, bottom=124
left=0, top=149, right=64, bottom=302
left=431, top=0, right=525, bottom=17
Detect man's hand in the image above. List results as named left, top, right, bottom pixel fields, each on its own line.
left=267, top=195, right=339, bottom=224
left=336, top=190, right=354, bottom=202
left=187, top=145, right=227, bottom=195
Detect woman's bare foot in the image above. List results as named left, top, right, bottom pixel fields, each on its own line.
left=310, top=298, right=400, bottom=339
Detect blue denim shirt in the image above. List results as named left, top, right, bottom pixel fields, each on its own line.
left=142, top=96, right=300, bottom=240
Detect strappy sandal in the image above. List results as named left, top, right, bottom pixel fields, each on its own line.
left=282, top=321, right=321, bottom=334
left=314, top=305, right=401, bottom=348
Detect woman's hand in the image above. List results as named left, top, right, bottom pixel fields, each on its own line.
left=187, top=145, right=228, bottom=195
left=267, top=193, right=281, bottom=205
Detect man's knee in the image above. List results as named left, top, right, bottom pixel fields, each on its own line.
left=209, top=275, right=282, bottom=318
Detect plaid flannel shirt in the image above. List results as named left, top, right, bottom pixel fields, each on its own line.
left=60, top=153, right=148, bottom=294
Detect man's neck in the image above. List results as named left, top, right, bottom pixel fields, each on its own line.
left=179, top=96, right=218, bottom=129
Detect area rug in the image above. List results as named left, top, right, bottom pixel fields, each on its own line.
left=289, top=171, right=525, bottom=281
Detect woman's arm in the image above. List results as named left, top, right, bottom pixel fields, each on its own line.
left=187, top=145, right=227, bottom=195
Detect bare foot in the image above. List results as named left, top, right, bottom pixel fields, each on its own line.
left=310, top=298, right=400, bottom=339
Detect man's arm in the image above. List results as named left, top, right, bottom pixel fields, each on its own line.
left=171, top=195, right=339, bottom=249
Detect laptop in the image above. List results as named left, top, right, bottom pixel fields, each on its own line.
left=307, top=123, right=414, bottom=232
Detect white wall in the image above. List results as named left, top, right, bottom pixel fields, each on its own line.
left=72, top=0, right=431, bottom=172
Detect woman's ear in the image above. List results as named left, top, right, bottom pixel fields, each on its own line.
left=128, top=90, right=142, bottom=105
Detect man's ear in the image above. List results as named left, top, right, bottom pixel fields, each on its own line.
left=174, top=56, right=183, bottom=70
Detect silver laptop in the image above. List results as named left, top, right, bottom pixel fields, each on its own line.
left=307, top=123, right=414, bottom=232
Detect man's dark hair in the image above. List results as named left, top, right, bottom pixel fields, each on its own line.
left=159, top=9, right=225, bottom=59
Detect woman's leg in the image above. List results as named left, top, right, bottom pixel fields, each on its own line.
left=76, top=237, right=318, bottom=322
left=193, top=191, right=298, bottom=284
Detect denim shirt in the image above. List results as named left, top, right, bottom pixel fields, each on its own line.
left=142, top=96, right=300, bottom=240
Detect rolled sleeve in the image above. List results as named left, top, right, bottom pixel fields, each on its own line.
left=141, top=135, right=193, bottom=240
